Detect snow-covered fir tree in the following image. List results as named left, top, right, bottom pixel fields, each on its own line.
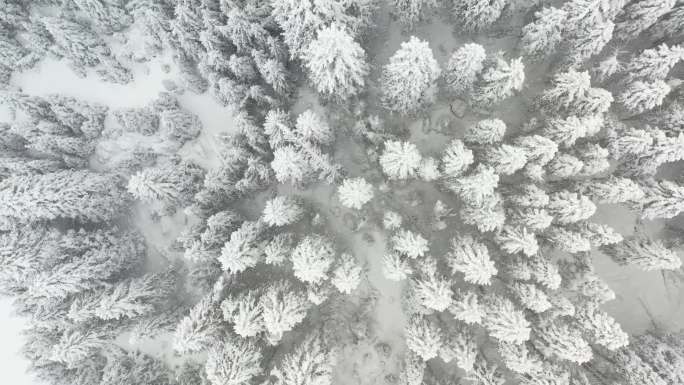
left=447, top=235, right=497, bottom=285
left=303, top=23, right=369, bottom=101
left=453, top=0, right=507, bottom=32
left=405, top=314, right=443, bottom=360
left=521, top=7, right=567, bottom=57
left=0, top=170, right=127, bottom=224
left=291, top=235, right=337, bottom=284
left=444, top=43, right=486, bottom=95
left=472, top=56, right=525, bottom=107
left=393, top=0, right=439, bottom=29
left=262, top=196, right=304, bottom=227
left=380, top=140, right=422, bottom=180
left=603, top=235, right=682, bottom=271
left=381, top=36, right=440, bottom=114
left=338, top=177, right=374, bottom=209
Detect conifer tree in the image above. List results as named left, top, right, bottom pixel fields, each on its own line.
left=173, top=291, right=223, bottom=354
left=575, top=304, right=629, bottom=350
left=542, top=115, right=603, bottom=149
left=539, top=69, right=591, bottom=112
left=639, top=179, right=684, bottom=219
left=393, top=0, right=439, bottom=29
left=68, top=269, right=176, bottom=322
left=546, top=153, right=584, bottom=179
left=397, top=350, right=425, bottom=385
left=447, top=235, right=496, bottom=285
left=547, top=191, right=597, bottom=224
left=560, top=0, right=624, bottom=64
left=40, top=16, right=115, bottom=78
left=533, top=320, right=592, bottom=364
left=49, top=327, right=109, bottom=367
left=633, top=332, right=684, bottom=384
left=447, top=164, right=499, bottom=206
left=603, top=235, right=682, bottom=271
left=483, top=295, right=530, bottom=344
left=509, top=282, right=551, bottom=313
left=465, top=355, right=506, bottom=385
left=615, top=0, right=676, bottom=41
left=262, top=196, right=304, bottom=227
left=544, top=226, right=592, bottom=254
left=528, top=254, right=561, bottom=290
left=72, top=0, right=132, bottom=33
left=444, top=43, right=486, bottom=95
left=464, top=119, right=506, bottom=145
left=453, top=0, right=507, bottom=32
left=651, top=3, right=684, bottom=42
left=28, top=229, right=144, bottom=301
left=405, top=315, right=443, bottom=360
left=271, top=333, right=336, bottom=385
left=338, top=177, right=374, bottom=209
left=0, top=157, right=63, bottom=179
left=508, top=207, right=553, bottom=232
left=0, top=170, right=126, bottom=224
left=521, top=7, right=567, bottom=57
left=593, top=52, right=623, bottom=83
left=331, top=253, right=362, bottom=294
left=495, top=226, right=539, bottom=257
left=460, top=192, right=506, bottom=233
left=303, top=23, right=369, bottom=100
left=291, top=235, right=336, bottom=284
left=222, top=291, right=264, bottom=338
left=481, top=144, right=528, bottom=175
left=498, top=341, right=543, bottom=375
left=449, top=290, right=485, bottom=325
left=380, top=140, right=423, bottom=180
left=577, top=143, right=611, bottom=176
left=472, top=56, right=525, bottom=107
left=392, top=229, right=429, bottom=258
left=159, top=108, right=202, bottom=143
left=418, top=157, right=440, bottom=181
left=265, top=110, right=342, bottom=184
left=128, top=160, right=204, bottom=213
left=581, top=176, right=644, bottom=204
left=597, top=347, right=667, bottom=385
left=624, top=44, right=684, bottom=82
left=412, top=258, right=453, bottom=312
left=260, top=280, right=310, bottom=343
left=441, top=139, right=474, bottom=178
left=619, top=80, right=671, bottom=114
left=100, top=348, right=172, bottom=385
left=205, top=340, right=263, bottom=385
left=381, top=36, right=440, bottom=114
left=382, top=253, right=413, bottom=281
left=440, top=328, right=477, bottom=372
left=219, top=221, right=267, bottom=274
left=504, top=184, right=550, bottom=208
left=263, top=233, right=295, bottom=266
left=273, top=0, right=373, bottom=56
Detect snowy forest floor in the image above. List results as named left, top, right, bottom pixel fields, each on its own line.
left=1, top=8, right=684, bottom=385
